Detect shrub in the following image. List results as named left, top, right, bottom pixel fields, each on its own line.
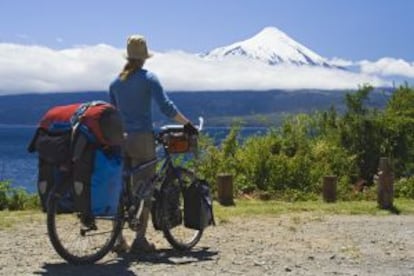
left=8, top=188, right=28, bottom=211
left=0, top=181, right=10, bottom=210
left=0, top=181, right=40, bottom=211
left=395, top=177, right=414, bottom=199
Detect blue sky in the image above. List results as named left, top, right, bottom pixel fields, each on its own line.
left=1, top=0, right=412, bottom=60
left=0, top=0, right=413, bottom=93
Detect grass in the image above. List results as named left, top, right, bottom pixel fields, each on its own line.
left=1, top=198, right=414, bottom=230
left=0, top=210, right=43, bottom=230
left=213, top=198, right=414, bottom=222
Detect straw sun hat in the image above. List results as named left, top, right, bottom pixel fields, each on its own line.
left=125, top=35, right=153, bottom=60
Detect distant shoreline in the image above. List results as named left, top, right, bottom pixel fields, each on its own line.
left=0, top=124, right=36, bottom=128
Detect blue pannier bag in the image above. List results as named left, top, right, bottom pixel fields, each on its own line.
left=72, top=135, right=123, bottom=217
left=90, top=149, right=123, bottom=216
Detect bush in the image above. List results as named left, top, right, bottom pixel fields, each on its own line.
left=8, top=188, right=28, bottom=211
left=395, top=177, right=414, bottom=199
left=0, top=181, right=10, bottom=210
left=0, top=181, right=39, bottom=211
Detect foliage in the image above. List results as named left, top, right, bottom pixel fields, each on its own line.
left=338, top=85, right=383, bottom=183
left=382, top=85, right=414, bottom=177
left=395, top=177, right=414, bottom=199
left=0, top=181, right=9, bottom=210
left=195, top=85, right=414, bottom=201
left=195, top=121, right=242, bottom=194
left=0, top=181, right=39, bottom=211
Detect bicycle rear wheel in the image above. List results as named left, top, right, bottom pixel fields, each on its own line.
left=46, top=189, right=124, bottom=264
left=161, top=167, right=203, bottom=251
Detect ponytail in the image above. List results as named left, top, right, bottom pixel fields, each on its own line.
left=119, top=59, right=144, bottom=81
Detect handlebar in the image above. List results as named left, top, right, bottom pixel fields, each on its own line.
left=159, top=116, right=204, bottom=133
left=198, top=117, right=204, bottom=131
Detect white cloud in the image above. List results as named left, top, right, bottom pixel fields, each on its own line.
left=0, top=43, right=395, bottom=95
left=0, top=43, right=124, bottom=94
left=359, top=57, right=414, bottom=78
left=328, top=57, right=355, bottom=67
left=147, top=51, right=388, bottom=90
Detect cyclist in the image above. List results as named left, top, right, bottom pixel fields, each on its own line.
left=109, top=34, right=198, bottom=253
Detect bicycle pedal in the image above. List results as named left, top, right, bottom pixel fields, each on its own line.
left=128, top=218, right=140, bottom=231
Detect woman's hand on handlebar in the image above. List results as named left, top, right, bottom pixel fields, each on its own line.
left=184, top=122, right=198, bottom=136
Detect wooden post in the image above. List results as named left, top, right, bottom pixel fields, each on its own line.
left=377, top=157, right=394, bottom=209
left=322, top=175, right=337, bottom=203
left=216, top=173, right=234, bottom=206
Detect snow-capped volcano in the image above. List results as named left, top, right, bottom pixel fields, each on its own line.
left=203, top=26, right=333, bottom=68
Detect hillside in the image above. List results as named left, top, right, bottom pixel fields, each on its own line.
left=0, top=89, right=391, bottom=126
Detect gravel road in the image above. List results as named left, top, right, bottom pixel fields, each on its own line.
left=1, top=213, right=413, bottom=275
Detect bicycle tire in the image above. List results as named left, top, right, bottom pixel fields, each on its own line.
left=161, top=167, right=203, bottom=251
left=47, top=190, right=124, bottom=264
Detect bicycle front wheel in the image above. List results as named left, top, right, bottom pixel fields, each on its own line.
left=46, top=190, right=124, bottom=264
left=161, top=167, right=203, bottom=251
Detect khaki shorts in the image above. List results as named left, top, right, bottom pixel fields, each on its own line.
left=123, top=132, right=156, bottom=207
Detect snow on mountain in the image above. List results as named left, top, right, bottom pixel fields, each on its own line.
left=202, top=26, right=334, bottom=68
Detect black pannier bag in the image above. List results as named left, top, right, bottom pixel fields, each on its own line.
left=35, top=130, right=72, bottom=164
left=151, top=181, right=182, bottom=230
left=37, top=158, right=74, bottom=213
left=28, top=101, right=124, bottom=216
left=183, top=179, right=215, bottom=230
left=30, top=129, right=74, bottom=213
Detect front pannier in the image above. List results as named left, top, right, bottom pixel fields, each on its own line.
left=183, top=179, right=215, bottom=230
left=28, top=101, right=124, bottom=216
left=151, top=181, right=182, bottom=230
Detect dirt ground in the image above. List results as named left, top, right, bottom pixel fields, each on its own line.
left=0, top=213, right=413, bottom=276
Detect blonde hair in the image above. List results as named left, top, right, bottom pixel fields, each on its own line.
left=119, top=59, right=144, bottom=81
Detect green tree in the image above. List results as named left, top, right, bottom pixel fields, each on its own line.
left=339, top=85, right=383, bottom=183
left=382, top=85, right=414, bottom=177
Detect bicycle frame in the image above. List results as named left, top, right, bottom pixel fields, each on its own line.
left=121, top=117, right=203, bottom=227
left=121, top=137, right=188, bottom=226
left=45, top=120, right=203, bottom=264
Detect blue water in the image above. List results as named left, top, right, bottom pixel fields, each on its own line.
left=0, top=125, right=267, bottom=193
left=0, top=125, right=38, bottom=192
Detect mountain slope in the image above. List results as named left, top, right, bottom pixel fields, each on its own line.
left=0, top=89, right=391, bottom=126
left=203, top=26, right=333, bottom=68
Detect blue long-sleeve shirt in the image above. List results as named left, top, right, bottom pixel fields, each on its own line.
left=109, top=69, right=179, bottom=133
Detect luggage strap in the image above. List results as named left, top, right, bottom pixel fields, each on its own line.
left=70, top=100, right=107, bottom=127
left=69, top=100, right=107, bottom=151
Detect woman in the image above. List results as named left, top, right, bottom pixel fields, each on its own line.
left=109, top=34, right=197, bottom=253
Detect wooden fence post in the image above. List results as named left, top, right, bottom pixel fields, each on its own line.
left=216, top=173, right=234, bottom=206
left=377, top=157, right=394, bottom=209
left=322, top=175, right=337, bottom=203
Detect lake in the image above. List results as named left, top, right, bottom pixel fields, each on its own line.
left=0, top=125, right=267, bottom=193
